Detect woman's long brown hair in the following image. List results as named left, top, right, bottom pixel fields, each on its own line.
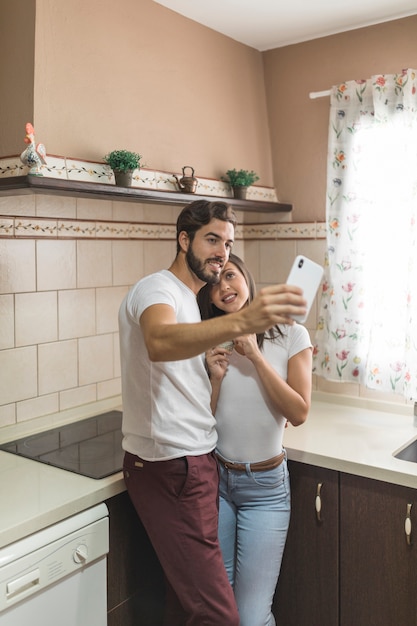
left=197, top=253, right=282, bottom=349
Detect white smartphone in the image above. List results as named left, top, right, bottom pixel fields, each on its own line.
left=286, top=255, right=324, bottom=323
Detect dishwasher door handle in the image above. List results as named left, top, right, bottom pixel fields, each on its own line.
left=7, top=569, right=40, bottom=598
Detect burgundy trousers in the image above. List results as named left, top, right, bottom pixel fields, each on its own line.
left=123, top=451, right=239, bottom=626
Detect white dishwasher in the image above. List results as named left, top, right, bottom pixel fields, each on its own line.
left=0, top=503, right=109, bottom=626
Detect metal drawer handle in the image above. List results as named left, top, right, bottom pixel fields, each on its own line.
left=315, top=482, right=323, bottom=522
left=405, top=503, right=412, bottom=546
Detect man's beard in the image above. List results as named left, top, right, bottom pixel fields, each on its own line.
left=186, top=245, right=221, bottom=285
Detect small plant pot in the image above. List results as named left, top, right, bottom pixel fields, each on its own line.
left=232, top=186, right=248, bottom=200
left=114, top=170, right=134, bottom=187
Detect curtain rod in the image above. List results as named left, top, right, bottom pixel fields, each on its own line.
left=309, top=89, right=331, bottom=99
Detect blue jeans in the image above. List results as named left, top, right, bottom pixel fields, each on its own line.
left=218, top=454, right=291, bottom=626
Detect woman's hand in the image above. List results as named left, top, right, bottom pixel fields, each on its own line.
left=206, top=345, right=233, bottom=414
left=205, top=345, right=232, bottom=382
left=233, top=334, right=261, bottom=360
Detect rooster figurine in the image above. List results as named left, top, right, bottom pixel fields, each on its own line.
left=20, top=122, right=47, bottom=176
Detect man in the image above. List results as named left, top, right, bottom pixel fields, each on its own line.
left=119, top=199, right=306, bottom=625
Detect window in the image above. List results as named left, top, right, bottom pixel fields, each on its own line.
left=313, top=69, right=417, bottom=399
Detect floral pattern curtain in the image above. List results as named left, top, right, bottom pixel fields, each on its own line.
left=313, top=68, right=417, bottom=399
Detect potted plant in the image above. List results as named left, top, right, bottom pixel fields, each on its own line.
left=222, top=168, right=260, bottom=199
left=104, top=149, right=142, bottom=187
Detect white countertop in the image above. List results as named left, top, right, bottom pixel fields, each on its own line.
left=0, top=399, right=126, bottom=550
left=0, top=451, right=126, bottom=549
left=283, top=393, right=417, bottom=487
left=1, top=393, right=417, bottom=549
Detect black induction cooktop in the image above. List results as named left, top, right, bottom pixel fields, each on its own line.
left=0, top=410, right=123, bottom=479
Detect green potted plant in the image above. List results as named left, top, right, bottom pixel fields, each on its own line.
left=104, top=149, right=142, bottom=187
left=222, top=168, right=260, bottom=199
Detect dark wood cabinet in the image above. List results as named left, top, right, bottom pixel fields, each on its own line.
left=273, top=461, right=339, bottom=626
left=105, top=467, right=417, bottom=626
left=340, top=473, right=417, bottom=626
left=274, top=462, right=417, bottom=626
left=106, top=492, right=165, bottom=626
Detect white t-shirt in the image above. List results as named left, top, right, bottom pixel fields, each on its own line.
left=119, top=269, right=216, bottom=461
left=215, top=324, right=312, bottom=463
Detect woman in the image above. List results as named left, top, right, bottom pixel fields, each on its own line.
left=197, top=253, right=312, bottom=626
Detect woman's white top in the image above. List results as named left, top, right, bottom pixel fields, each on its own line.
left=215, top=324, right=311, bottom=463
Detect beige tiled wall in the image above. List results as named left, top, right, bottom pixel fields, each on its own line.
left=0, top=194, right=177, bottom=429
left=0, top=193, right=407, bottom=433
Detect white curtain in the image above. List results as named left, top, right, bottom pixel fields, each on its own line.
left=313, top=69, right=417, bottom=399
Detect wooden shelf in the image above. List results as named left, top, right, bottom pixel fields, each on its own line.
left=0, top=176, right=292, bottom=214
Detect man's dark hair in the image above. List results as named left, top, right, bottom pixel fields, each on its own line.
left=176, top=200, right=237, bottom=254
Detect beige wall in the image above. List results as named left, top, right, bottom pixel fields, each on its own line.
left=264, top=15, right=417, bottom=221
left=0, top=0, right=35, bottom=155
left=0, top=196, right=176, bottom=427
left=2, top=4, right=416, bottom=222
left=5, top=0, right=273, bottom=185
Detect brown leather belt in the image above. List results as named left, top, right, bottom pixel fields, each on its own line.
left=216, top=451, right=285, bottom=472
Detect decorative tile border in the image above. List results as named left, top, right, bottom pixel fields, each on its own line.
left=0, top=216, right=325, bottom=240
left=65, top=159, right=110, bottom=183
left=95, top=221, right=134, bottom=239
left=316, top=222, right=327, bottom=238
left=95, top=222, right=177, bottom=239
left=0, top=218, right=14, bottom=236
left=15, top=219, right=58, bottom=237
left=0, top=155, right=278, bottom=202
left=58, top=220, right=97, bottom=238
left=38, top=156, right=67, bottom=179
left=0, top=157, right=26, bottom=177
left=242, top=222, right=324, bottom=239
left=0, top=156, right=325, bottom=241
